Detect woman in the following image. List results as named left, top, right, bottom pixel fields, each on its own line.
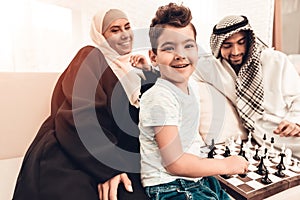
left=13, top=9, right=157, bottom=200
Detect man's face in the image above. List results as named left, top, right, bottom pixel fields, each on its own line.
left=103, top=18, right=133, bottom=55
left=149, top=25, right=198, bottom=84
left=220, top=31, right=247, bottom=67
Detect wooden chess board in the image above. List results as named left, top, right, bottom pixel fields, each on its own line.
left=202, top=142, right=300, bottom=200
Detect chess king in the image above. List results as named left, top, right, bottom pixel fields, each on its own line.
left=193, top=15, right=300, bottom=158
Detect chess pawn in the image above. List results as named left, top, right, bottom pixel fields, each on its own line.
left=261, top=133, right=267, bottom=150
left=268, top=137, right=276, bottom=158
left=245, top=131, right=253, bottom=148
left=253, top=145, right=260, bottom=161
left=235, top=132, right=242, bottom=145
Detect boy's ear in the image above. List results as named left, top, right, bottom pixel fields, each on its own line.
left=148, top=50, right=157, bottom=66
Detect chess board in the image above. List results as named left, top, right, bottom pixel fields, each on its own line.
left=202, top=142, right=300, bottom=200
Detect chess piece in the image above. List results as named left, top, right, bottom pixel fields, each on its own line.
left=223, top=146, right=231, bottom=157
left=261, top=169, right=272, bottom=184
left=207, top=140, right=216, bottom=159
left=261, top=133, right=267, bottom=150
left=256, top=156, right=267, bottom=175
left=207, top=147, right=216, bottom=158
left=238, top=150, right=248, bottom=178
left=268, top=137, right=276, bottom=158
left=253, top=145, right=260, bottom=161
left=221, top=146, right=232, bottom=179
left=245, top=131, right=253, bottom=148
left=236, top=132, right=242, bottom=145
left=276, top=152, right=286, bottom=170
left=274, top=163, right=285, bottom=177
left=238, top=141, right=244, bottom=156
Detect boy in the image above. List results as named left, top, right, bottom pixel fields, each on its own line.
left=139, top=3, right=249, bottom=199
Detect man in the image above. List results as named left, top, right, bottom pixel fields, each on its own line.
left=193, top=15, right=300, bottom=158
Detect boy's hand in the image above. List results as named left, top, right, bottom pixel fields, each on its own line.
left=224, top=155, right=249, bottom=175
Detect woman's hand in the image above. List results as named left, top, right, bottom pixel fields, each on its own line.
left=130, top=54, right=151, bottom=71
left=98, top=173, right=133, bottom=200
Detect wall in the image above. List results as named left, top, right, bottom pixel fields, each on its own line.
left=282, top=0, right=300, bottom=54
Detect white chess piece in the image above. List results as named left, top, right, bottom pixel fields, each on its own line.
left=269, top=139, right=276, bottom=158
left=245, top=131, right=252, bottom=148
left=284, top=148, right=293, bottom=166
left=235, top=132, right=242, bottom=145
left=290, top=158, right=300, bottom=172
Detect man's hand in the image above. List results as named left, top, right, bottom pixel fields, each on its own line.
left=273, top=120, right=300, bottom=137
left=98, top=173, right=133, bottom=200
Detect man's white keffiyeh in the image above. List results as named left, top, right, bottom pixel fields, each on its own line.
left=210, top=15, right=264, bottom=132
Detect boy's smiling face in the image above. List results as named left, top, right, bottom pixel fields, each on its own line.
left=149, top=24, right=198, bottom=85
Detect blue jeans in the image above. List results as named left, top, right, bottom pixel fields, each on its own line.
left=144, top=176, right=230, bottom=200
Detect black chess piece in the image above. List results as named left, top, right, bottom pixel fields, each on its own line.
left=238, top=141, right=244, bottom=156
left=274, top=163, right=285, bottom=177
left=223, top=146, right=231, bottom=157
left=256, top=156, right=267, bottom=175
left=207, top=139, right=216, bottom=158
left=263, top=133, right=267, bottom=141
left=261, top=169, right=272, bottom=184
left=221, top=146, right=232, bottom=179
left=270, top=137, right=274, bottom=144
left=276, top=153, right=286, bottom=170
left=238, top=150, right=248, bottom=178
left=207, top=146, right=216, bottom=158
left=253, top=148, right=260, bottom=161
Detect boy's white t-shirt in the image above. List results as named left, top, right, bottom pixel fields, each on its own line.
left=139, top=78, right=206, bottom=187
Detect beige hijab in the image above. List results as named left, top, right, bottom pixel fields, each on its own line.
left=90, top=9, right=141, bottom=108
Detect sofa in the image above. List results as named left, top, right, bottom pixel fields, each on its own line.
left=0, top=72, right=60, bottom=200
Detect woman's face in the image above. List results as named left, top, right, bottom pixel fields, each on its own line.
left=103, top=18, right=133, bottom=55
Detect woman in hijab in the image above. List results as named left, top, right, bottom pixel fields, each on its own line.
left=13, top=8, right=157, bottom=200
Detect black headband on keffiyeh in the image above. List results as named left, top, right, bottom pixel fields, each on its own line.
left=210, top=15, right=265, bottom=132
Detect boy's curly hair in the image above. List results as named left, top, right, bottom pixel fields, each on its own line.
left=149, top=3, right=197, bottom=54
